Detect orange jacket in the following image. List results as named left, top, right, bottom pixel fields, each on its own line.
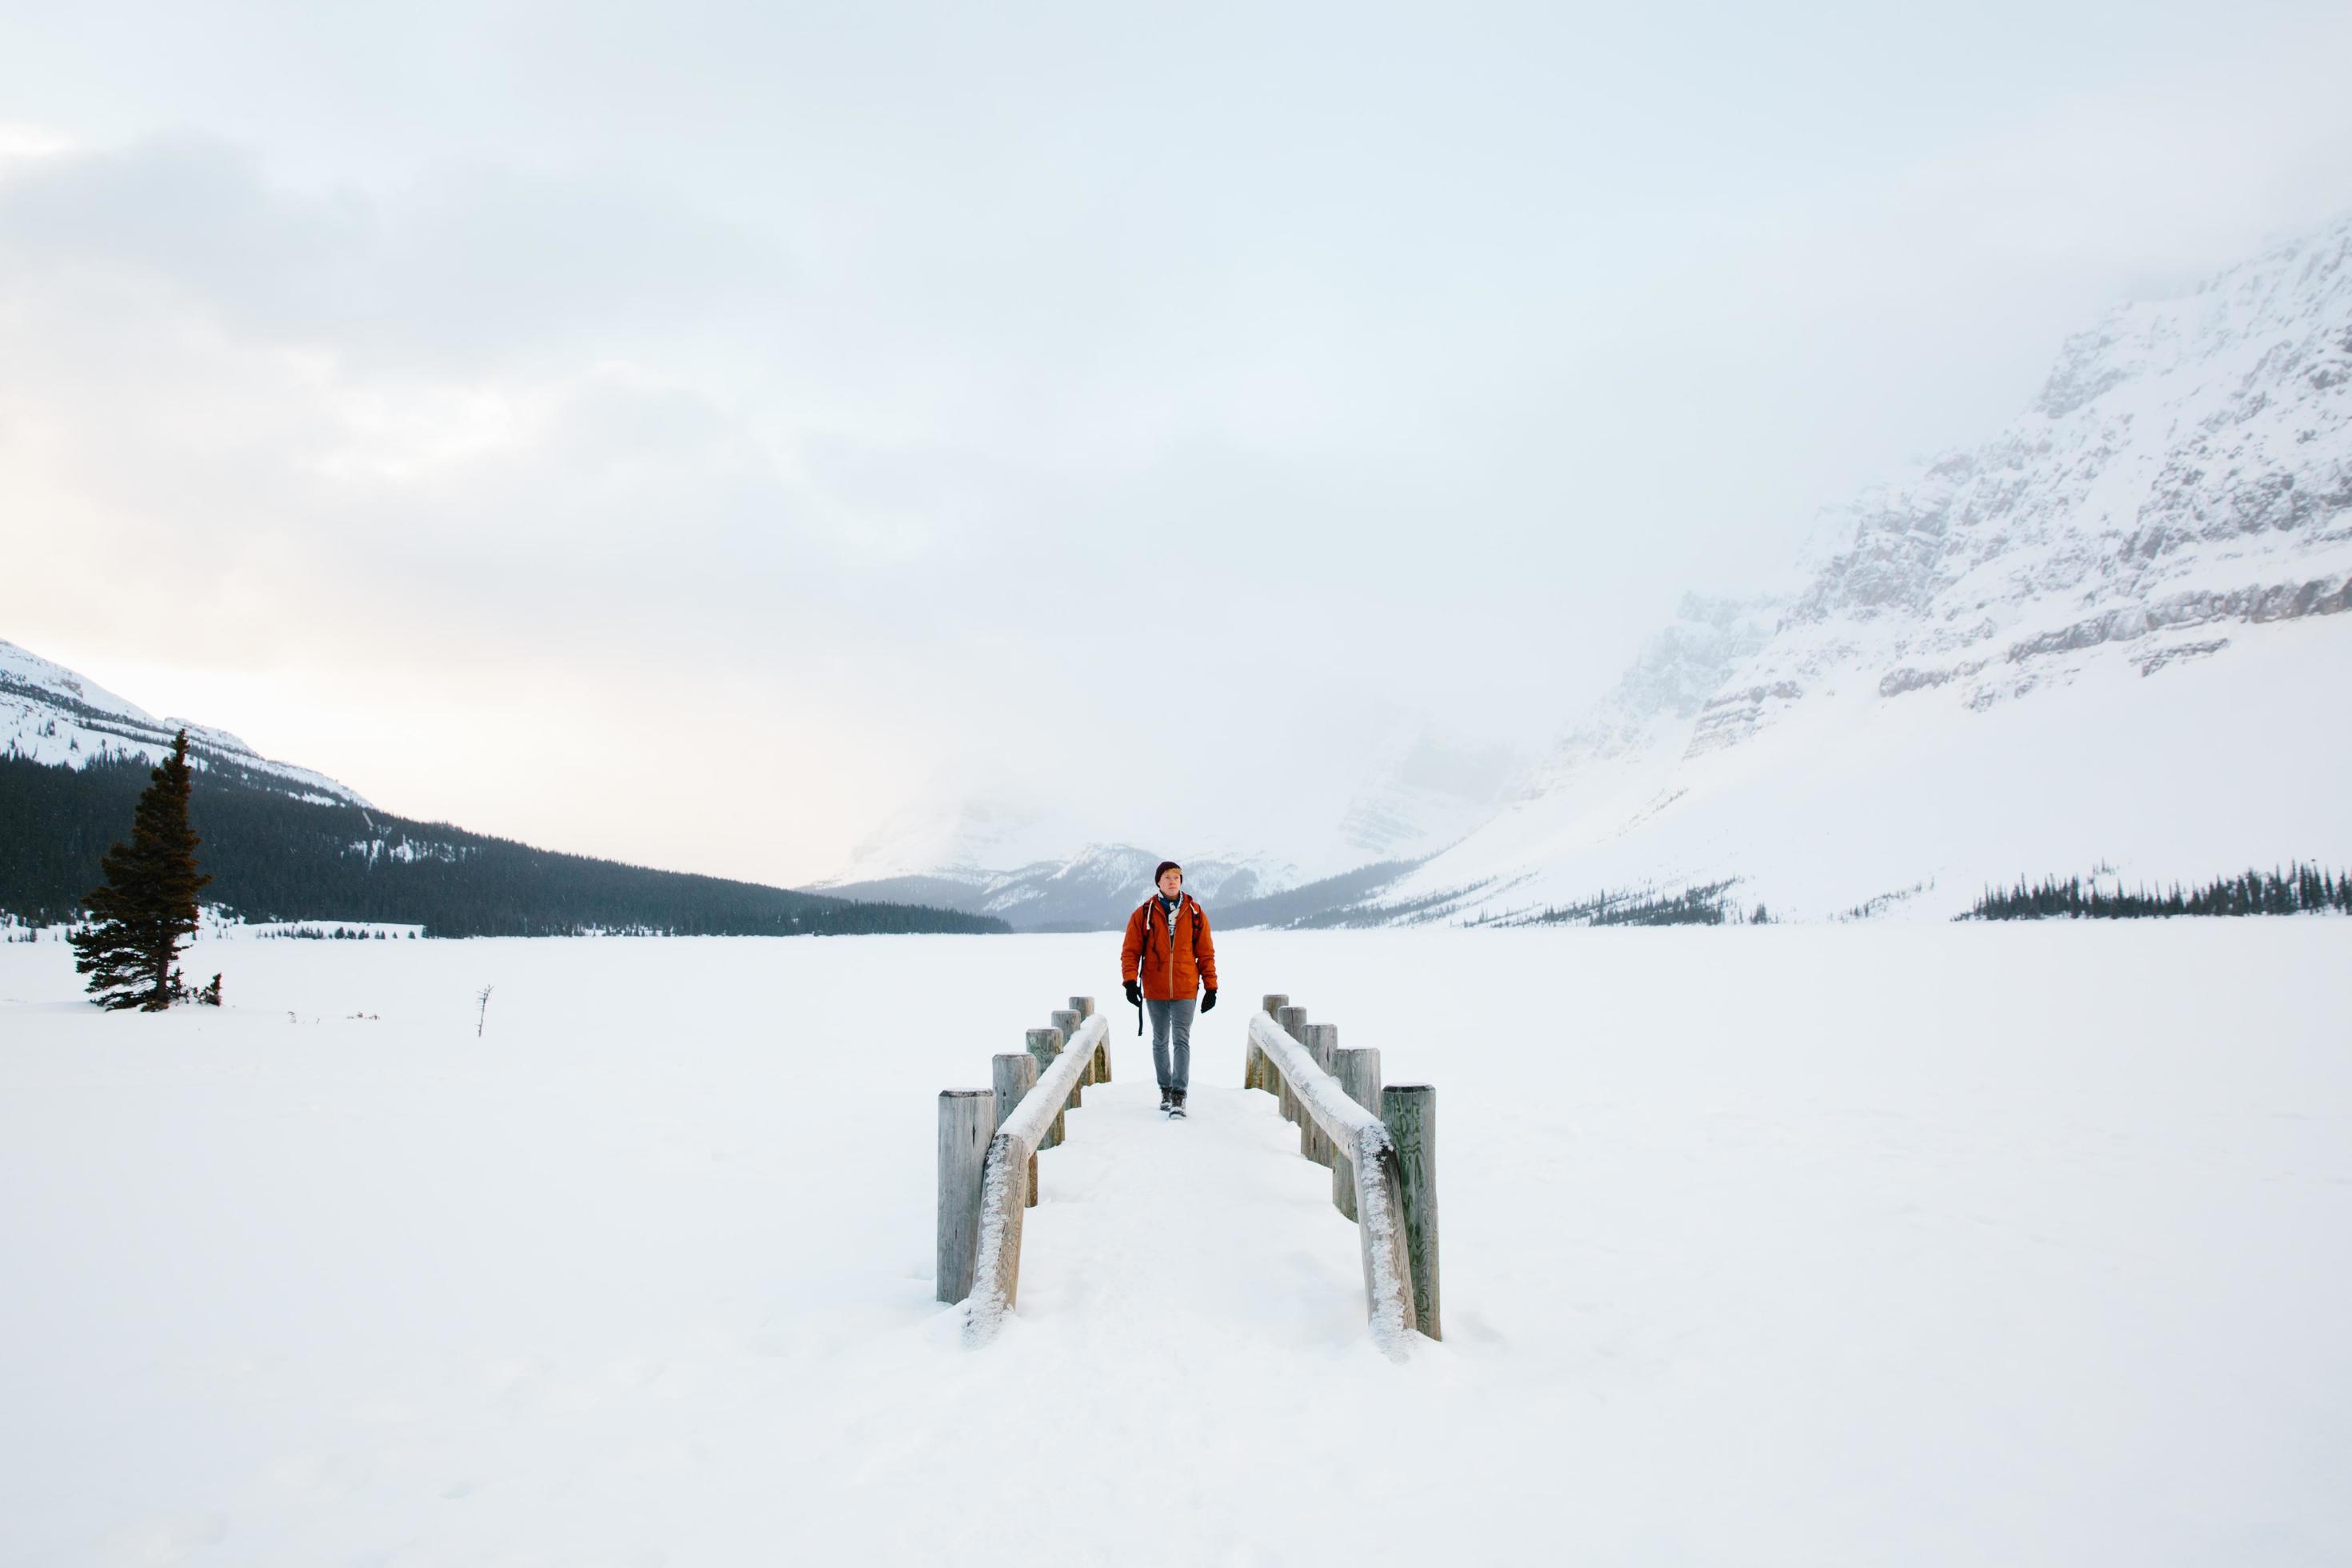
left=1121, top=893, right=1218, bottom=1002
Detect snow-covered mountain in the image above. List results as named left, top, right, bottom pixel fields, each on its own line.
left=2, top=638, right=1008, bottom=935
left=1330, top=725, right=1522, bottom=865
left=816, top=843, right=1278, bottom=933
left=815, top=718, right=1524, bottom=930
left=815, top=783, right=1303, bottom=930
left=1, top=639, right=369, bottom=806
left=1358, top=213, right=2352, bottom=923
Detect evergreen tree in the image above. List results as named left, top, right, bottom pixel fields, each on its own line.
left=69, top=730, right=212, bottom=1011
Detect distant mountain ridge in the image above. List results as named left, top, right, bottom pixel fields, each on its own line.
left=0, top=641, right=1004, bottom=938
left=3, top=640, right=366, bottom=806
left=818, top=843, right=1274, bottom=933
left=813, top=717, right=1524, bottom=930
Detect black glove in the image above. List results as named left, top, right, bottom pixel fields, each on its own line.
left=1124, top=980, right=1141, bottom=1007
left=1200, top=988, right=1218, bottom=1013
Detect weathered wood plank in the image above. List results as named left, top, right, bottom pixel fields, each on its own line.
left=935, top=1089, right=997, bottom=1304
left=1334, top=1046, right=1382, bottom=1220
left=1025, top=1027, right=1066, bottom=1147
left=1276, top=1006, right=1308, bottom=1124
left=1383, top=1083, right=1441, bottom=1341
left=1302, top=1022, right=1340, bottom=1166
left=1050, top=1010, right=1086, bottom=1096
left=1247, top=1010, right=1417, bottom=1354
left=970, top=1130, right=1030, bottom=1318
left=962, top=1012, right=1107, bottom=1348
left=1358, top=1135, right=1419, bottom=1348
left=993, top=1052, right=1040, bottom=1207
left=1071, top=996, right=1108, bottom=1082
left=1251, top=994, right=1285, bottom=1094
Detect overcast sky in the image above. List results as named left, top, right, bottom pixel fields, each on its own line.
left=4, top=0, right=2350, bottom=886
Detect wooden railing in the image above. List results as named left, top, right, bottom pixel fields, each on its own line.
left=936, top=988, right=1439, bottom=1358
left=1246, top=994, right=1441, bottom=1351
left=936, top=995, right=1111, bottom=1346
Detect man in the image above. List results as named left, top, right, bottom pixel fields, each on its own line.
left=1121, top=859, right=1218, bottom=1118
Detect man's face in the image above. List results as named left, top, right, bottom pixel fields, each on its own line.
left=1158, top=868, right=1182, bottom=897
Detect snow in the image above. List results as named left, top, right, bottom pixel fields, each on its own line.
left=1245, top=1009, right=1414, bottom=1354
left=1370, top=215, right=2352, bottom=926
left=994, top=1014, right=1106, bottom=1150
left=1385, top=582, right=2352, bottom=926
left=0, top=638, right=154, bottom=723
left=347, top=837, right=470, bottom=866
left=2, top=639, right=369, bottom=808
left=8, top=914, right=427, bottom=946
left=2, top=925, right=2347, bottom=1564
left=961, top=1015, right=1108, bottom=1350
left=2, top=638, right=371, bottom=807
left=802, top=222, right=2352, bottom=930
left=816, top=715, right=1526, bottom=911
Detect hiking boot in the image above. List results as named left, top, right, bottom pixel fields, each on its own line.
left=1158, top=1087, right=1173, bottom=1113
left=1170, top=1089, right=1188, bottom=1118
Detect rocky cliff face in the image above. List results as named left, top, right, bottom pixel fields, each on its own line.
left=1538, top=593, right=1787, bottom=778
left=1368, top=214, right=2352, bottom=923
left=1713, top=218, right=2352, bottom=753
left=1333, top=726, right=1522, bottom=861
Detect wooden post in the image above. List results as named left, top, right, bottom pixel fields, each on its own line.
left=1255, top=994, right=1285, bottom=1093
left=1277, top=1006, right=1308, bottom=1125
left=993, top=1052, right=1040, bottom=1207
left=936, top=1089, right=997, bottom=1303
left=1050, top=1010, right=1086, bottom=1097
left=1302, top=1022, right=1339, bottom=1166
left=1072, top=996, right=1108, bottom=1082
left=1363, top=1138, right=1420, bottom=1343
left=1383, top=1084, right=1441, bottom=1340
left=1026, top=1028, right=1066, bottom=1148
left=1333, top=1046, right=1382, bottom=1219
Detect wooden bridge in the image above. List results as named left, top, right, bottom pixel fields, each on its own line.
left=936, top=992, right=1441, bottom=1354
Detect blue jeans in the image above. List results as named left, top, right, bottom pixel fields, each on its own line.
left=1146, top=997, right=1195, bottom=1091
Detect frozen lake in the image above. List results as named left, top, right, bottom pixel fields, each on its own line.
left=2, top=922, right=2346, bottom=1566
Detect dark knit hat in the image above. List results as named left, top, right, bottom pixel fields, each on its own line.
left=1153, top=860, right=1182, bottom=884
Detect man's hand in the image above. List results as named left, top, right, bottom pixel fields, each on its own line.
left=1200, top=988, right=1218, bottom=1013
left=1124, top=979, right=1141, bottom=1007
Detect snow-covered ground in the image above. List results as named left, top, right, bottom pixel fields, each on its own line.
left=2, top=926, right=2346, bottom=1566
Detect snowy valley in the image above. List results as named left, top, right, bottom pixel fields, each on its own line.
left=2, top=926, right=2345, bottom=1563
left=798, top=218, right=2352, bottom=929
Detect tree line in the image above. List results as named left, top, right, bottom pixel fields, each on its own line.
left=1490, top=879, right=1748, bottom=927
left=1966, top=864, right=2352, bottom=921
left=2, top=750, right=1006, bottom=941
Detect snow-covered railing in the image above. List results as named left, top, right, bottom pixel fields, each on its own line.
left=937, top=996, right=1110, bottom=1345
left=1246, top=995, right=1440, bottom=1351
